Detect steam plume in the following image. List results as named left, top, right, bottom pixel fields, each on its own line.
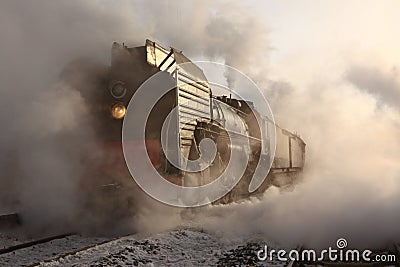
left=1, top=0, right=399, bottom=249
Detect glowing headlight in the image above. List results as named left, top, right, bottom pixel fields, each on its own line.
left=110, top=81, right=126, bottom=99
left=111, top=103, right=126, bottom=119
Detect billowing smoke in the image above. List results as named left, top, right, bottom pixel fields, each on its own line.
left=121, top=1, right=400, bottom=249
left=0, top=0, right=271, bottom=234
left=1, top=0, right=400, bottom=249
left=189, top=17, right=400, bottom=249
left=126, top=1, right=400, bottom=249
left=0, top=0, right=140, bottom=233
left=346, top=65, right=400, bottom=111
left=197, top=72, right=400, bottom=248
left=133, top=0, right=270, bottom=86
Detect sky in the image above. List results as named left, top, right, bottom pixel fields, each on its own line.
left=244, top=1, right=400, bottom=81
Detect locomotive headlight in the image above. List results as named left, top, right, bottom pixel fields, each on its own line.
left=110, top=81, right=127, bottom=99
left=111, top=103, right=126, bottom=119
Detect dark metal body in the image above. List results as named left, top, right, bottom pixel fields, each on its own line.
left=63, top=39, right=306, bottom=205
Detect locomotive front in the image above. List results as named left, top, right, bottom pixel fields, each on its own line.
left=66, top=39, right=305, bottom=206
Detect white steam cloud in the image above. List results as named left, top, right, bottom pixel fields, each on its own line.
left=0, top=0, right=271, bottom=234
left=1, top=0, right=399, bottom=249
left=0, top=0, right=139, bottom=233
left=191, top=13, right=400, bottom=247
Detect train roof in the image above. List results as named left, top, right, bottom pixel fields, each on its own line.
left=118, top=39, right=208, bottom=83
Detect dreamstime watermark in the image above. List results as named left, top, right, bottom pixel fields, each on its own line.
left=122, top=61, right=276, bottom=207
left=257, top=238, right=397, bottom=263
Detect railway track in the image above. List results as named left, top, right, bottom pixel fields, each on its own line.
left=0, top=232, right=114, bottom=266
left=1, top=222, right=399, bottom=267
left=28, top=236, right=122, bottom=267
left=0, top=213, right=139, bottom=266
left=0, top=233, right=73, bottom=255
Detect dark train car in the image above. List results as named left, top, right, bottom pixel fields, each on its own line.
left=62, top=39, right=306, bottom=207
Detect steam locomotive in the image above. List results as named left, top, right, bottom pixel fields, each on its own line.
left=61, top=39, right=305, bottom=206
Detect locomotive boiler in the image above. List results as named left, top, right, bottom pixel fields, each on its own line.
left=62, top=39, right=306, bottom=206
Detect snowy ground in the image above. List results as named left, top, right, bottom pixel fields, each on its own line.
left=0, top=234, right=110, bottom=266
left=0, top=227, right=294, bottom=266
left=0, top=230, right=35, bottom=249
left=35, top=229, right=289, bottom=267
left=3, top=227, right=397, bottom=266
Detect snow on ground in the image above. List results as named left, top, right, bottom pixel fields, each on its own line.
left=0, top=234, right=110, bottom=266
left=0, top=230, right=35, bottom=249
left=39, top=229, right=289, bottom=267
